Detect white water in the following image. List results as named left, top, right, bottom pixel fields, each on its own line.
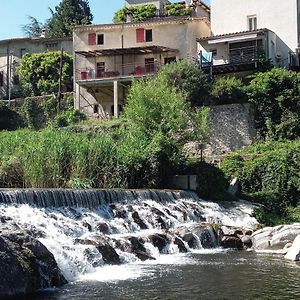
left=0, top=189, right=259, bottom=283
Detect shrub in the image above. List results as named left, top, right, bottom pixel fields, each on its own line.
left=0, top=103, right=24, bottom=131
left=165, top=3, right=193, bottom=16
left=211, top=76, right=247, bottom=104
left=113, top=5, right=156, bottom=23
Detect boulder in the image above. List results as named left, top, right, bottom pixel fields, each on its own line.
left=221, top=236, right=243, bottom=250
left=0, top=231, right=66, bottom=298
left=148, top=234, right=169, bottom=252
left=251, top=223, right=300, bottom=251
left=132, top=212, right=148, bottom=230
left=135, top=250, right=156, bottom=261
left=95, top=222, right=110, bottom=234
left=174, top=237, right=188, bottom=253
left=241, top=235, right=252, bottom=249
left=285, top=235, right=300, bottom=261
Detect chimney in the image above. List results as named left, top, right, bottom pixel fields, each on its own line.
left=126, top=11, right=133, bottom=23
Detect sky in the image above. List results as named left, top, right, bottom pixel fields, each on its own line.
left=0, top=0, right=210, bottom=40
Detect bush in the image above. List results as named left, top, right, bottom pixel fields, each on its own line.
left=53, top=109, right=86, bottom=128
left=247, top=68, right=300, bottom=139
left=211, top=76, right=247, bottom=104
left=113, top=5, right=156, bottom=23
left=158, top=60, right=210, bottom=107
left=0, top=104, right=24, bottom=131
left=165, top=3, right=193, bottom=16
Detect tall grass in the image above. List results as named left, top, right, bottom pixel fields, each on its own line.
left=0, top=128, right=161, bottom=189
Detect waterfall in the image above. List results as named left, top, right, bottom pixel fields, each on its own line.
left=0, top=189, right=258, bottom=282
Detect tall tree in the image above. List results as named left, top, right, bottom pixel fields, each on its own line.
left=47, top=0, right=93, bottom=38
left=22, top=16, right=44, bottom=38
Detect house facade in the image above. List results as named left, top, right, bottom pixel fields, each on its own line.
left=0, top=37, right=73, bottom=99
left=198, top=0, right=300, bottom=74
left=73, top=3, right=210, bottom=118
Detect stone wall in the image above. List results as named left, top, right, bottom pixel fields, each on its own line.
left=205, top=103, right=256, bottom=155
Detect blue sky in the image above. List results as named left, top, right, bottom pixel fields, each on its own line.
left=0, top=0, right=210, bottom=40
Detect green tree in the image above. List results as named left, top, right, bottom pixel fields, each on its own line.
left=18, top=51, right=73, bottom=96
left=47, top=0, right=93, bottom=38
left=113, top=5, right=156, bottom=23
left=22, top=16, right=44, bottom=38
left=247, top=68, right=300, bottom=140
left=157, top=60, right=210, bottom=107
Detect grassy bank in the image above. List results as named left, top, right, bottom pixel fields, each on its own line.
left=221, top=140, right=300, bottom=225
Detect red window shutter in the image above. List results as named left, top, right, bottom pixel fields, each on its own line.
left=88, top=33, right=96, bottom=45
left=136, top=28, right=145, bottom=43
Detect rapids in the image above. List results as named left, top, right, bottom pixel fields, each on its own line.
left=0, top=189, right=258, bottom=282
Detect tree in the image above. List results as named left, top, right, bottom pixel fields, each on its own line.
left=18, top=51, right=73, bottom=96
left=157, top=59, right=210, bottom=107
left=247, top=68, right=300, bottom=140
left=22, top=16, right=44, bottom=38
left=47, top=0, right=93, bottom=38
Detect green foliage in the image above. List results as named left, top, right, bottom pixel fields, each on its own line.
left=21, top=98, right=41, bottom=129
left=221, top=140, right=300, bottom=215
left=158, top=60, right=210, bottom=106
left=247, top=68, right=300, bottom=140
left=113, top=5, right=156, bottom=23
left=165, top=3, right=193, bottom=16
left=22, top=16, right=44, bottom=38
left=196, top=162, right=231, bottom=201
left=18, top=51, right=73, bottom=97
left=0, top=103, right=24, bottom=131
left=53, top=109, right=86, bottom=128
left=211, top=76, right=247, bottom=104
left=47, top=0, right=93, bottom=38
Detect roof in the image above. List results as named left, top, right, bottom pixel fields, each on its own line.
left=0, top=36, right=72, bottom=46
left=74, top=16, right=207, bottom=32
left=197, top=28, right=272, bottom=42
left=76, top=45, right=178, bottom=57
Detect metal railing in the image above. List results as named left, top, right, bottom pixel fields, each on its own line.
left=77, top=62, right=161, bottom=81
left=229, top=46, right=258, bottom=64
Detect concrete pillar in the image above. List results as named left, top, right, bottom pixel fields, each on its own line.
left=113, top=80, right=119, bottom=117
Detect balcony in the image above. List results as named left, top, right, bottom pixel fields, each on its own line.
left=289, top=52, right=300, bottom=71
left=201, top=46, right=260, bottom=75
left=76, top=61, right=161, bottom=83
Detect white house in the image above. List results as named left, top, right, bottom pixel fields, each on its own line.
left=198, top=0, right=300, bottom=74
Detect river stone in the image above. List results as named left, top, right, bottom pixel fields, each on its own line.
left=284, top=235, right=300, bottom=261
left=221, top=236, right=243, bottom=250
left=241, top=235, right=252, bottom=249
left=135, top=250, right=156, bottom=261
left=174, top=237, right=188, bottom=253
left=251, top=223, right=300, bottom=251
left=148, top=234, right=169, bottom=252
left=0, top=231, right=66, bottom=298
left=95, top=222, right=110, bottom=234
left=132, top=211, right=148, bottom=230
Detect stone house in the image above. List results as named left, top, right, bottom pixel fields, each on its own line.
left=73, top=0, right=211, bottom=118
left=0, top=36, right=73, bottom=100
left=197, top=0, right=300, bottom=75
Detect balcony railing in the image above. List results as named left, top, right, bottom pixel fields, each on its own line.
left=77, top=62, right=161, bottom=81
left=229, top=46, right=258, bottom=64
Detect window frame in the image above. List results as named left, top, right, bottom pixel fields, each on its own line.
left=97, top=34, right=104, bottom=45
left=247, top=15, right=257, bottom=31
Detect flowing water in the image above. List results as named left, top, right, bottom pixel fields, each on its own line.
left=0, top=189, right=299, bottom=299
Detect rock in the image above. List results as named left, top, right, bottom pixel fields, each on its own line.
left=0, top=231, right=66, bottom=298
left=82, top=221, right=92, bottom=232
left=156, top=216, right=167, bottom=230
left=135, top=250, right=156, bottom=261
left=148, top=234, right=169, bottom=252
left=174, top=237, right=188, bottom=253
left=251, top=223, right=300, bottom=251
left=221, top=236, right=243, bottom=250
left=221, top=225, right=244, bottom=237
left=95, top=222, right=110, bottom=234
left=227, top=177, right=239, bottom=195
left=128, top=237, right=146, bottom=253
left=241, top=235, right=252, bottom=249
left=182, top=232, right=199, bottom=249
left=96, top=244, right=120, bottom=265
left=132, top=211, right=148, bottom=230
left=285, top=235, right=300, bottom=261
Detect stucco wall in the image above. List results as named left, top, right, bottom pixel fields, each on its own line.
left=204, top=103, right=256, bottom=155
left=211, top=0, right=299, bottom=66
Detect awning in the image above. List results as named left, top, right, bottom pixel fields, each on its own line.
left=76, top=45, right=178, bottom=57
left=208, top=34, right=259, bottom=44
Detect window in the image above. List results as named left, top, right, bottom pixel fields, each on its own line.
left=0, top=71, right=3, bottom=87
left=136, top=28, right=145, bottom=43
left=209, top=49, right=217, bottom=57
left=248, top=16, right=257, bottom=31
left=88, top=33, right=96, bottom=45
left=97, top=34, right=104, bottom=45
left=96, top=62, right=105, bottom=78
left=145, top=58, right=155, bottom=73
left=145, top=29, right=152, bottom=42
left=164, top=57, right=176, bottom=64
